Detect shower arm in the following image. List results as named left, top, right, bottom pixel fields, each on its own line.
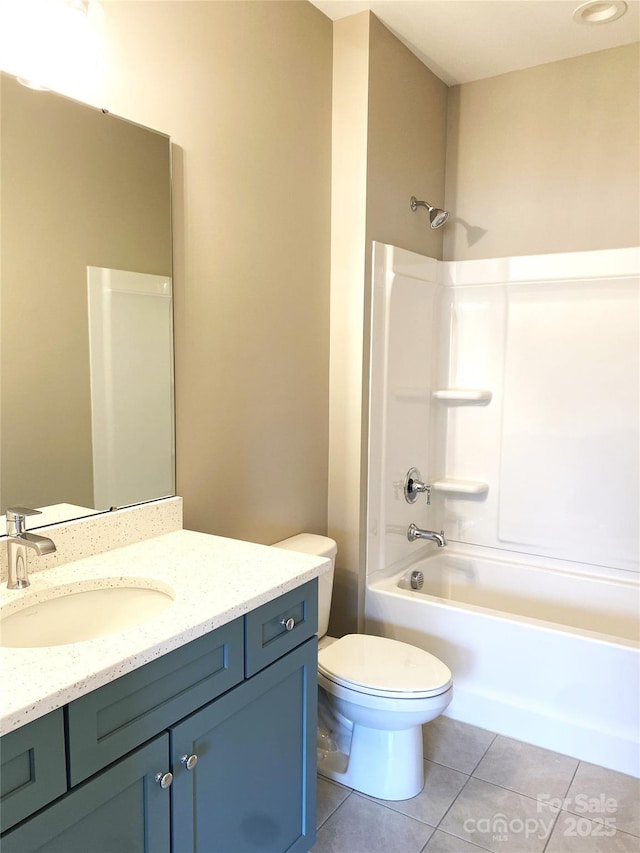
left=410, top=197, right=430, bottom=212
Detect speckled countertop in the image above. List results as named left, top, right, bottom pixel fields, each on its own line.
left=0, top=529, right=330, bottom=736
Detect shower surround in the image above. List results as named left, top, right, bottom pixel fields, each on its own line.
left=365, top=242, right=640, bottom=776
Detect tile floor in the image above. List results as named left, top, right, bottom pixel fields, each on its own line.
left=312, top=717, right=640, bottom=853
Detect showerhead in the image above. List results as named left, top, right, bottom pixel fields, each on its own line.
left=410, top=196, right=450, bottom=229
left=429, top=207, right=449, bottom=228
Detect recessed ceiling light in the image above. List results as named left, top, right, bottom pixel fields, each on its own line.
left=573, top=0, right=628, bottom=24
left=68, top=0, right=90, bottom=13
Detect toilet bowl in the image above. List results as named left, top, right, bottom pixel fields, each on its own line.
left=272, top=533, right=453, bottom=801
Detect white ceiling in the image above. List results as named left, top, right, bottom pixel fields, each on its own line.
left=308, top=0, right=640, bottom=84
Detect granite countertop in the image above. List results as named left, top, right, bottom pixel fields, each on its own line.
left=0, top=529, right=330, bottom=736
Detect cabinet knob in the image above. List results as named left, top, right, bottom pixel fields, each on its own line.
left=281, top=616, right=296, bottom=631
left=181, top=753, right=198, bottom=771
left=155, top=771, right=173, bottom=789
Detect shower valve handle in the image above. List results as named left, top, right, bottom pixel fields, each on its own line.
left=411, top=480, right=431, bottom=505
left=403, top=468, right=431, bottom=505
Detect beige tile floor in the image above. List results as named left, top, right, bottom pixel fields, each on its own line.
left=312, top=717, right=640, bottom=853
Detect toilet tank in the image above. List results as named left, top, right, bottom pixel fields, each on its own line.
left=271, top=534, right=336, bottom=638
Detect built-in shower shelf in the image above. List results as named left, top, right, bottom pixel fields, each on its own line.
left=431, top=479, right=490, bottom=496
left=432, top=389, right=492, bottom=405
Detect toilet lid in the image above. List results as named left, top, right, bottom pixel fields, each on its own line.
left=318, top=634, right=452, bottom=699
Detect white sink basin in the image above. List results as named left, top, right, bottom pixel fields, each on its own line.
left=0, top=582, right=174, bottom=648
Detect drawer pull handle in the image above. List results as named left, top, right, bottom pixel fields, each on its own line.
left=155, top=771, right=173, bottom=789
left=181, top=753, right=198, bottom=771
left=281, top=616, right=296, bottom=631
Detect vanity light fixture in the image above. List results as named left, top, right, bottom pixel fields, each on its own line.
left=5, top=0, right=102, bottom=96
left=573, top=0, right=628, bottom=24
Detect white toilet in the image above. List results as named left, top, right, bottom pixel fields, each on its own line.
left=273, top=533, right=453, bottom=801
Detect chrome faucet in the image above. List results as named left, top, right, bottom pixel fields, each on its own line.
left=407, top=523, right=447, bottom=548
left=404, top=468, right=432, bottom=505
left=6, top=507, right=56, bottom=589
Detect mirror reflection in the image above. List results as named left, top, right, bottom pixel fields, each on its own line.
left=0, top=72, right=174, bottom=529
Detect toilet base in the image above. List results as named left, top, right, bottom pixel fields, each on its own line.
left=318, top=722, right=425, bottom=800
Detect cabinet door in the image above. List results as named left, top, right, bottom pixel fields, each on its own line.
left=172, top=637, right=317, bottom=853
left=0, top=735, right=170, bottom=853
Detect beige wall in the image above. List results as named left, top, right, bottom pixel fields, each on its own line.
left=444, top=43, right=640, bottom=261
left=366, top=15, right=448, bottom=258
left=327, top=11, right=369, bottom=635
left=1, top=74, right=171, bottom=511
left=328, top=12, right=448, bottom=633
left=93, top=1, right=332, bottom=543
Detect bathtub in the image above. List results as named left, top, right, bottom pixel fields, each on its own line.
left=365, top=547, right=640, bottom=777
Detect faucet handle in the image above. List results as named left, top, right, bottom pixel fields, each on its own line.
left=403, top=468, right=431, bottom=505
left=6, top=507, right=42, bottom=536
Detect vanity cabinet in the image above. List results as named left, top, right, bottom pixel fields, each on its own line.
left=0, top=580, right=318, bottom=853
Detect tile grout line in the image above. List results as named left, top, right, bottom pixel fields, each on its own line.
left=423, top=728, right=498, bottom=777
left=430, top=772, right=478, bottom=844
left=540, top=757, right=583, bottom=853
left=422, top=826, right=498, bottom=853
left=468, top=731, right=499, bottom=775
left=427, top=730, right=499, bottom=845
left=344, top=787, right=436, bottom=826
left=540, top=804, right=563, bottom=853
left=564, top=760, right=581, bottom=796
left=315, top=783, right=353, bottom=831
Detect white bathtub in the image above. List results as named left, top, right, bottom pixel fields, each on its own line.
left=365, top=547, right=640, bottom=777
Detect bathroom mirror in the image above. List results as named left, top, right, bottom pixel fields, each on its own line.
left=0, top=72, right=174, bottom=530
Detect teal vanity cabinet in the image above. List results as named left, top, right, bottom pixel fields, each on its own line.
left=0, top=580, right=318, bottom=853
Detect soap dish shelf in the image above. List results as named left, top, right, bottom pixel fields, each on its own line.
left=431, top=479, right=489, bottom=496
left=432, top=389, right=492, bottom=405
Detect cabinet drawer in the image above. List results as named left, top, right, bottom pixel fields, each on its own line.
left=67, top=618, right=243, bottom=785
left=245, top=579, right=318, bottom=676
left=0, top=709, right=67, bottom=833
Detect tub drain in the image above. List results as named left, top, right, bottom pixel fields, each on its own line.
left=410, top=570, right=424, bottom=590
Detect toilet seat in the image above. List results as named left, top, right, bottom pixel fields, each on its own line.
left=318, top=634, right=452, bottom=699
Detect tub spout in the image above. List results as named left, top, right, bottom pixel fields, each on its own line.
left=407, top=523, right=447, bottom=547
